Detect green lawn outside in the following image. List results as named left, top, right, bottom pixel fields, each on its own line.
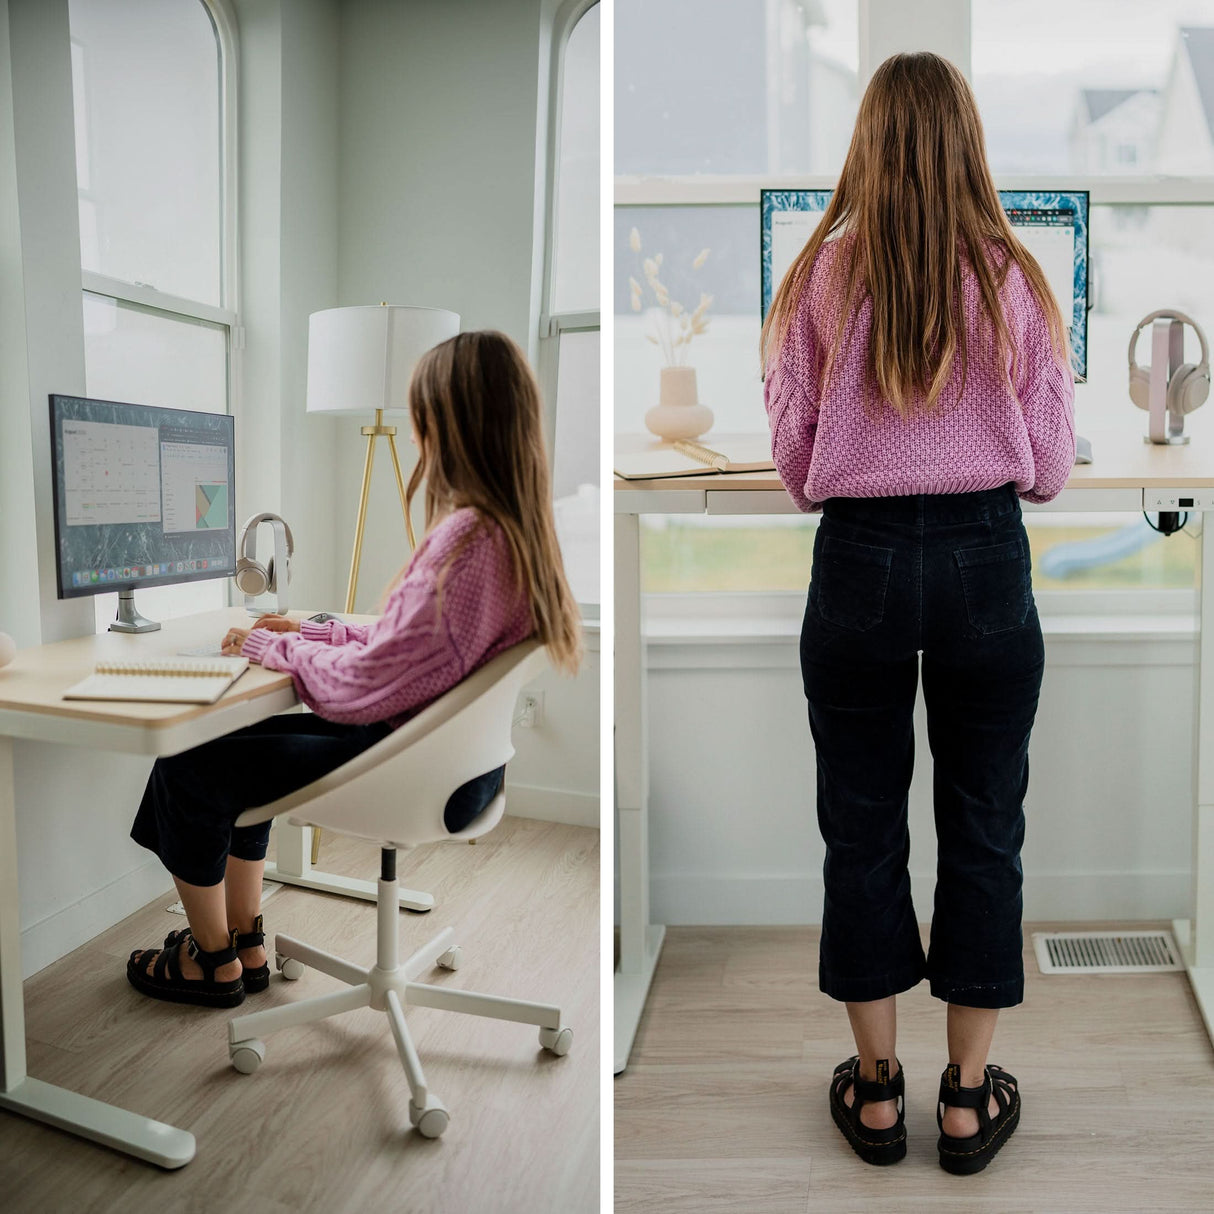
left=640, top=521, right=1199, bottom=594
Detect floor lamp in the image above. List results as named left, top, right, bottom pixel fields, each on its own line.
left=306, top=304, right=460, bottom=613
left=305, top=303, right=459, bottom=864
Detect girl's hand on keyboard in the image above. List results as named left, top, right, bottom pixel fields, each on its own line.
left=221, top=628, right=251, bottom=655
left=250, top=614, right=300, bottom=633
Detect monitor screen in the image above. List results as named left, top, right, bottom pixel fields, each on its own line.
left=760, top=189, right=1090, bottom=380
left=48, top=394, right=236, bottom=600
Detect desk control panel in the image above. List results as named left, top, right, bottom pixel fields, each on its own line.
left=1145, top=490, right=1214, bottom=511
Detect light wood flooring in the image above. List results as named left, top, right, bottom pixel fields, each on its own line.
left=0, top=816, right=599, bottom=1214
left=615, top=923, right=1214, bottom=1213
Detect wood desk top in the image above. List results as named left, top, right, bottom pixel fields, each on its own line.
left=0, top=608, right=371, bottom=742
left=615, top=408, right=1214, bottom=494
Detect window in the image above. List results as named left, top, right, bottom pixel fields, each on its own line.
left=543, top=1, right=600, bottom=609
left=617, top=0, right=1202, bottom=602
left=972, top=2, right=1214, bottom=177
left=616, top=0, right=859, bottom=176
left=68, top=0, right=237, bottom=631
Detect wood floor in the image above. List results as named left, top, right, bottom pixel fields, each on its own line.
left=615, top=923, right=1214, bottom=1213
left=0, top=816, right=599, bottom=1214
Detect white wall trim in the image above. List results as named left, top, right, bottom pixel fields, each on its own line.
left=19, top=860, right=172, bottom=980
left=506, top=782, right=599, bottom=829
left=652, top=869, right=1191, bottom=927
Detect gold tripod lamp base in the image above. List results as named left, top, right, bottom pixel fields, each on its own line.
left=345, top=408, right=415, bottom=614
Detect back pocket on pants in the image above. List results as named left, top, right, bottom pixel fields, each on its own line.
left=812, top=535, right=894, bottom=632
left=954, top=539, right=1030, bottom=635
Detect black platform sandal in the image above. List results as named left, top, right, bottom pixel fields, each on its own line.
left=127, top=929, right=245, bottom=1008
left=829, top=1055, right=907, bottom=1165
left=163, top=914, right=270, bottom=993
left=936, top=1063, right=1020, bottom=1175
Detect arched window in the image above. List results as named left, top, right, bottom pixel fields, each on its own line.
left=542, top=0, right=600, bottom=608
left=68, top=0, right=238, bottom=630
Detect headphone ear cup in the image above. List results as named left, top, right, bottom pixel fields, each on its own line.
left=235, top=559, right=269, bottom=597
left=1172, top=364, right=1211, bottom=414
left=265, top=556, right=277, bottom=593
left=1129, top=366, right=1152, bottom=410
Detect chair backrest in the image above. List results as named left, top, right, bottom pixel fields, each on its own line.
left=234, top=639, right=549, bottom=849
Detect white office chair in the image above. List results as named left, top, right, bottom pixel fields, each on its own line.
left=224, top=639, right=572, bottom=1139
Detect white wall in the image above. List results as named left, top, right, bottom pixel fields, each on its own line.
left=645, top=627, right=1196, bottom=925
left=332, top=0, right=599, bottom=816
left=333, top=0, right=552, bottom=612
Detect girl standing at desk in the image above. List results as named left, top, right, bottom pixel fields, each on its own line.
left=126, top=330, right=581, bottom=1010
left=761, top=53, right=1075, bottom=1174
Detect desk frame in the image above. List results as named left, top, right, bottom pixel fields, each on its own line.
left=614, top=482, right=1214, bottom=1074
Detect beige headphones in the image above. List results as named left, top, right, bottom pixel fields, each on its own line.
left=235, top=513, right=293, bottom=609
left=1128, top=309, right=1210, bottom=415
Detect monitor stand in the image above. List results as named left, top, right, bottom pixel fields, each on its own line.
left=109, top=590, right=160, bottom=633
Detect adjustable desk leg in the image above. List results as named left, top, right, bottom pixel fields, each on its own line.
left=0, top=737, right=194, bottom=1168
left=614, top=512, right=665, bottom=1074
left=265, top=820, right=435, bottom=913
left=1175, top=509, right=1214, bottom=1047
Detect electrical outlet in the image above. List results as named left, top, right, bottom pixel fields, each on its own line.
left=1143, top=489, right=1214, bottom=511
left=518, top=691, right=543, bottom=728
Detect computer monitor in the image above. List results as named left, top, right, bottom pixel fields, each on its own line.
left=48, top=394, right=236, bottom=632
left=760, top=189, right=1090, bottom=380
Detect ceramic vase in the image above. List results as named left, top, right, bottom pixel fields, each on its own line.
left=644, top=366, right=714, bottom=441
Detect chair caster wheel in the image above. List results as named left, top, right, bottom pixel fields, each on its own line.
left=409, top=1096, right=449, bottom=1139
left=539, top=1025, right=573, bottom=1056
left=436, top=946, right=463, bottom=971
left=230, top=1039, right=265, bottom=1074
left=277, top=954, right=304, bottom=981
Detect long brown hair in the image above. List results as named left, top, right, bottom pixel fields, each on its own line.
left=759, top=51, right=1069, bottom=416
left=390, top=330, right=582, bottom=674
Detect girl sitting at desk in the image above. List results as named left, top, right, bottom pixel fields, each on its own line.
left=126, top=330, right=582, bottom=1010
left=761, top=54, right=1075, bottom=1174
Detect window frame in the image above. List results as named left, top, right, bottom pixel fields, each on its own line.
left=72, top=0, right=241, bottom=626
left=539, top=0, right=601, bottom=611
left=616, top=1, right=1213, bottom=618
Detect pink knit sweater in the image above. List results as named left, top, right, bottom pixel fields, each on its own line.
left=763, top=238, right=1076, bottom=512
left=240, top=508, right=533, bottom=728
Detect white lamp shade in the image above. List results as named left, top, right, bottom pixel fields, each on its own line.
left=306, top=304, right=460, bottom=414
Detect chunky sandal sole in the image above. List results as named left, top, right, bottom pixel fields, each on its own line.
left=938, top=1093, right=1020, bottom=1175
left=126, top=961, right=246, bottom=1008
left=829, top=1097, right=907, bottom=1165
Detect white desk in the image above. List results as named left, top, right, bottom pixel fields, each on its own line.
left=614, top=417, right=1214, bottom=1074
left=0, top=606, right=428, bottom=1168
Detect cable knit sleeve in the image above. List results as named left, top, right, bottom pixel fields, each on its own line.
left=298, top=618, right=371, bottom=646
left=764, top=355, right=819, bottom=513
left=242, top=513, right=527, bottom=724
left=1006, top=265, right=1077, bottom=504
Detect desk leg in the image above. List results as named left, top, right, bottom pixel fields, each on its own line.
left=0, top=737, right=194, bottom=1168
left=265, top=820, right=434, bottom=913
left=1175, top=510, right=1214, bottom=1046
left=614, top=513, right=665, bottom=1075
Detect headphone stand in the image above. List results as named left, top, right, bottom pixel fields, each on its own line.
left=109, top=590, right=160, bottom=634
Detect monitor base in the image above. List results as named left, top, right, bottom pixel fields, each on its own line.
left=109, top=590, right=160, bottom=634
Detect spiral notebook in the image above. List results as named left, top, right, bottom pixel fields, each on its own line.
left=614, top=437, right=775, bottom=480
left=63, top=656, right=250, bottom=704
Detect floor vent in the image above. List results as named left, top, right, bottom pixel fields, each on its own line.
left=1033, top=930, right=1183, bottom=974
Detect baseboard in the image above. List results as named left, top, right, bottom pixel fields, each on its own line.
left=20, top=861, right=173, bottom=979
left=506, top=783, right=599, bottom=829
left=651, top=869, right=1191, bottom=926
